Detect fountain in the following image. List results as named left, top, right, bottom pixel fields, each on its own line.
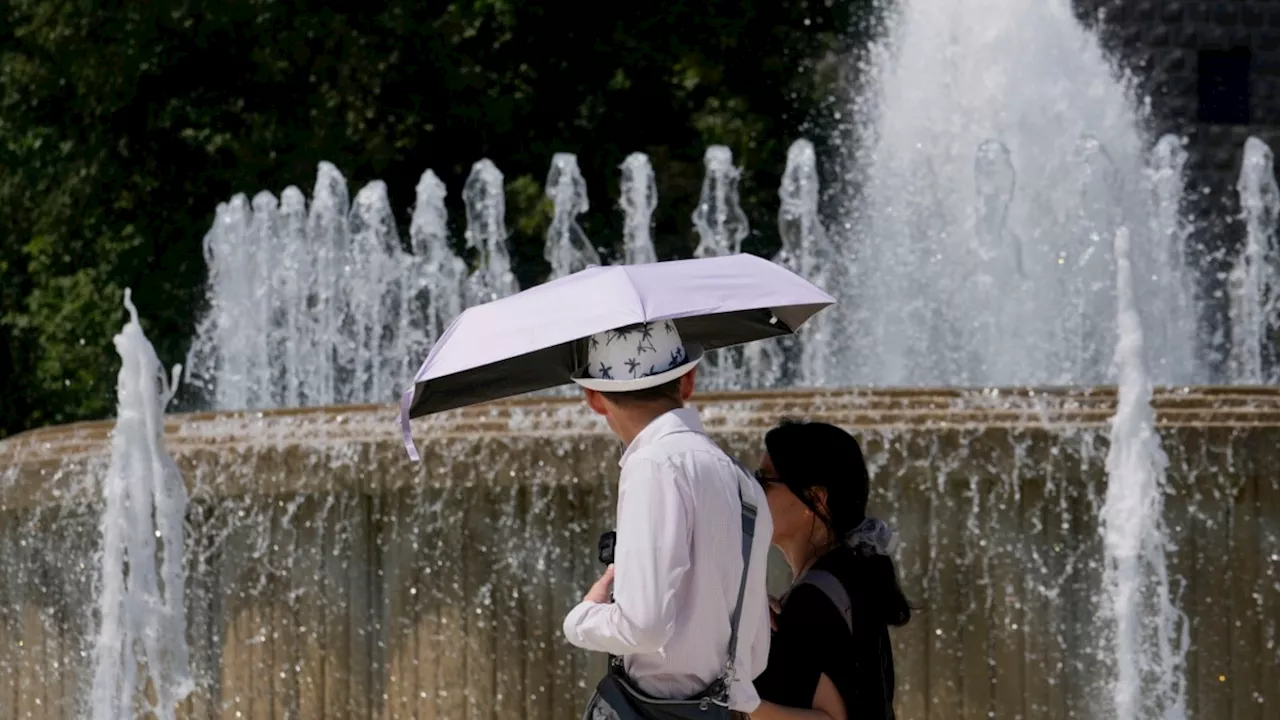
left=742, top=139, right=833, bottom=388
left=463, top=158, right=520, bottom=310
left=691, top=146, right=749, bottom=260
left=619, top=152, right=659, bottom=265
left=544, top=153, right=600, bottom=279
left=186, top=162, right=425, bottom=409
left=91, top=290, right=194, bottom=720
left=404, top=170, right=469, bottom=386
left=841, top=0, right=1202, bottom=388
left=1229, top=137, right=1280, bottom=385
left=3, top=0, right=1280, bottom=718
left=692, top=146, right=752, bottom=390
left=1101, top=228, right=1188, bottom=720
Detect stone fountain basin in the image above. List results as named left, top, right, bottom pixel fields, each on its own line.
left=1, top=387, right=1277, bottom=720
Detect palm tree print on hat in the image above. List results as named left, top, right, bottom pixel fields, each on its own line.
left=597, top=362, right=614, bottom=380
left=608, top=326, right=637, bottom=345
left=636, top=326, right=656, bottom=355
left=625, top=357, right=641, bottom=377
left=668, top=346, right=686, bottom=369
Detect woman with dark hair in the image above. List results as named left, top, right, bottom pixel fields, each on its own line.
left=748, top=420, right=911, bottom=720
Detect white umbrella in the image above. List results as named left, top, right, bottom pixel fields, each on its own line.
left=399, top=253, right=834, bottom=459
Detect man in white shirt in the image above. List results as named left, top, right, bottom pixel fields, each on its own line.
left=561, top=319, right=774, bottom=715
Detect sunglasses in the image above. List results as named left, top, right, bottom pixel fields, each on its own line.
left=753, top=469, right=780, bottom=486
left=754, top=468, right=824, bottom=516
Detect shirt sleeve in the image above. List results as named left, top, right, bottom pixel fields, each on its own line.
left=751, top=584, right=842, bottom=708
left=563, top=456, right=691, bottom=655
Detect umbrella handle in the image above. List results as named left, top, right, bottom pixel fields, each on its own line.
left=400, top=389, right=421, bottom=461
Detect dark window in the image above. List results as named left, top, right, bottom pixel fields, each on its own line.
left=1198, top=48, right=1252, bottom=124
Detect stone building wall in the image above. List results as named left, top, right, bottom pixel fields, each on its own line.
left=1078, top=0, right=1280, bottom=377
left=1080, top=0, right=1280, bottom=211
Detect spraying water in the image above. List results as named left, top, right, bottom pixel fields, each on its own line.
left=619, top=152, right=659, bottom=265
left=405, top=170, right=469, bottom=384
left=304, top=162, right=353, bottom=405
left=344, top=180, right=405, bottom=405
left=1228, top=137, right=1280, bottom=384
left=274, top=186, right=309, bottom=407
left=692, top=146, right=749, bottom=259
left=463, top=159, right=520, bottom=308
left=689, top=146, right=751, bottom=390
left=744, top=139, right=833, bottom=387
left=1101, top=228, right=1189, bottom=720
left=90, top=289, right=193, bottom=720
left=187, top=195, right=254, bottom=410
left=544, top=153, right=600, bottom=279
left=188, top=161, right=498, bottom=409
left=1147, top=134, right=1197, bottom=378
left=842, top=0, right=1202, bottom=388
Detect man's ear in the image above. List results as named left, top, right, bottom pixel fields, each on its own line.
left=584, top=388, right=609, bottom=416
left=678, top=368, right=696, bottom=401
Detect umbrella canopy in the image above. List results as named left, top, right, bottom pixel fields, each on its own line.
left=399, top=253, right=834, bottom=459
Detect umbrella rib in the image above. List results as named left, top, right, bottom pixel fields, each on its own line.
left=622, top=267, right=648, bottom=323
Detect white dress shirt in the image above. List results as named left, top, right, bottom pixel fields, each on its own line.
left=562, top=407, right=774, bottom=712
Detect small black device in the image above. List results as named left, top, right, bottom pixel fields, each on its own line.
left=597, top=530, right=616, bottom=565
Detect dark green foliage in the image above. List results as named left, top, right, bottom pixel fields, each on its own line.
left=0, top=0, right=869, bottom=436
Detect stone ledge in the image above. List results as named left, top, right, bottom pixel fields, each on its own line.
left=3, top=386, right=1278, bottom=470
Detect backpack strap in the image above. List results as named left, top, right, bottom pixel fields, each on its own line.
left=794, top=568, right=853, bottom=633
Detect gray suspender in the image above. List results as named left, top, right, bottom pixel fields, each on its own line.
left=721, top=472, right=758, bottom=689
left=794, top=568, right=854, bottom=633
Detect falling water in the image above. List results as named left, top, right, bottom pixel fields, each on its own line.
left=404, top=170, right=469, bottom=384
left=544, top=153, right=600, bottom=279
left=187, top=195, right=253, bottom=410
left=188, top=160, right=504, bottom=410
left=463, top=159, right=520, bottom=309
left=1101, top=228, right=1188, bottom=720
left=843, top=0, right=1203, bottom=388
left=1228, top=137, right=1280, bottom=384
left=344, top=180, right=405, bottom=405
left=619, top=152, right=659, bottom=265
left=690, top=146, right=751, bottom=390
left=973, top=139, right=1019, bottom=276
left=842, top=1, right=1215, bottom=715
left=744, top=139, right=833, bottom=387
left=90, top=290, right=193, bottom=719
left=305, top=162, right=353, bottom=406
left=1147, top=134, right=1196, bottom=381
left=274, top=187, right=309, bottom=408
left=692, top=146, right=749, bottom=259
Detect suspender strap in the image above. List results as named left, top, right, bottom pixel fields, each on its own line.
left=722, top=479, right=757, bottom=680
left=716, top=455, right=758, bottom=692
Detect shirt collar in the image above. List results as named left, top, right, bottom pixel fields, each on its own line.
left=618, top=406, right=704, bottom=468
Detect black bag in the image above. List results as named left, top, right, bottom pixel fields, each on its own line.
left=581, top=473, right=758, bottom=720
